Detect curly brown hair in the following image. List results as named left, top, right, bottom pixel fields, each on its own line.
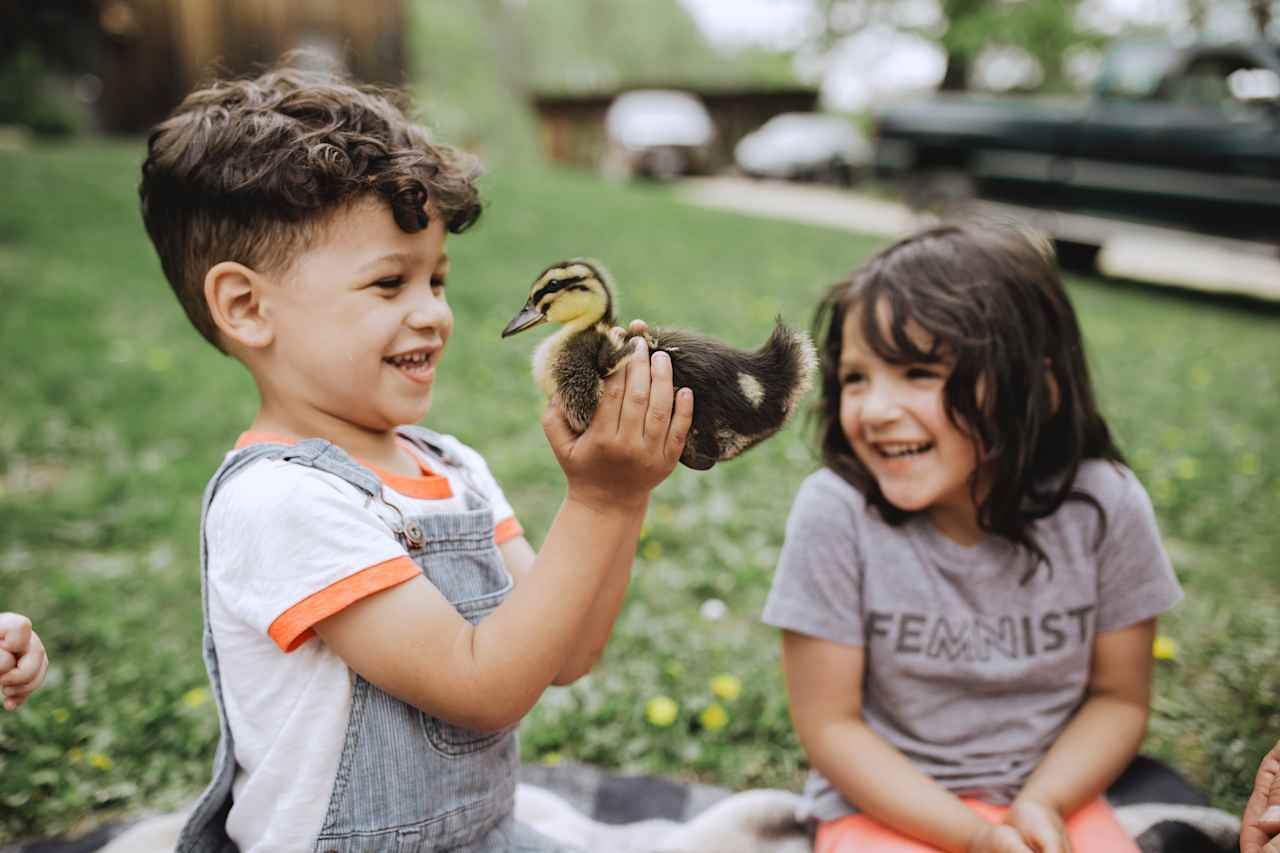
left=812, top=221, right=1124, bottom=581
left=139, top=61, right=482, bottom=351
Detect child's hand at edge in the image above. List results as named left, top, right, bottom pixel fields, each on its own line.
left=1242, top=739, right=1280, bottom=853
left=967, top=822, right=1037, bottom=853
left=1002, top=798, right=1072, bottom=853
left=0, top=613, right=49, bottom=711
left=542, top=334, right=692, bottom=513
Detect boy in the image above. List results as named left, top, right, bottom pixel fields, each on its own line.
left=139, top=64, right=693, bottom=853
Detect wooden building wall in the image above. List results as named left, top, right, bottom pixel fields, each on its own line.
left=94, top=0, right=405, bottom=133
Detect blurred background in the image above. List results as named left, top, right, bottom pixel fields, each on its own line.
left=1, top=0, right=1278, bottom=847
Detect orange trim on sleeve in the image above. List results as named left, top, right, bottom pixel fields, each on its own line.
left=268, top=556, right=421, bottom=652
left=494, top=516, right=524, bottom=545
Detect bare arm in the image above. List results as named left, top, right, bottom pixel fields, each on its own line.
left=1242, top=739, right=1280, bottom=853
left=782, top=630, right=1032, bottom=853
left=1002, top=619, right=1155, bottom=853
left=315, top=341, right=690, bottom=731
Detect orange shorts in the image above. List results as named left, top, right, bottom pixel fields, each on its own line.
left=816, top=797, right=1139, bottom=853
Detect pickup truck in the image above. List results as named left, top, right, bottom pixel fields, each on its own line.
left=872, top=39, right=1280, bottom=257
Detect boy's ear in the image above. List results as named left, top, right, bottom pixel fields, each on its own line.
left=205, top=262, right=274, bottom=350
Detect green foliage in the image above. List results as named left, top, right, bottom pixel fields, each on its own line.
left=0, top=44, right=88, bottom=137
left=1, top=143, right=1277, bottom=844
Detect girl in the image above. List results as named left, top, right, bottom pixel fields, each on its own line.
left=763, top=222, right=1182, bottom=853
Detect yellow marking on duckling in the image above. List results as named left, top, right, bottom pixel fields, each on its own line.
left=737, top=373, right=765, bottom=408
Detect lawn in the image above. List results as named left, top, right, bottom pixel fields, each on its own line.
left=0, top=142, right=1277, bottom=844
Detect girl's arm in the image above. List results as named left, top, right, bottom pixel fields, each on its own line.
left=1008, top=619, right=1155, bottom=838
left=783, top=630, right=1033, bottom=853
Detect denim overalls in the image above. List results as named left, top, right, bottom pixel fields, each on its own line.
left=176, top=427, right=575, bottom=852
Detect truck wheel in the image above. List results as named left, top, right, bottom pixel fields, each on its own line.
left=904, top=170, right=976, bottom=215
left=1053, top=239, right=1100, bottom=273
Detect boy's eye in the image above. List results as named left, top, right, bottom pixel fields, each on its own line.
left=431, top=276, right=446, bottom=292
left=374, top=276, right=404, bottom=290
left=840, top=371, right=864, bottom=386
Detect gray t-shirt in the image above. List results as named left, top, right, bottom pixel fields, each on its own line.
left=762, top=460, right=1183, bottom=822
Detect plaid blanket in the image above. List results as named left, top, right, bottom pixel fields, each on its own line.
left=2, top=756, right=1241, bottom=853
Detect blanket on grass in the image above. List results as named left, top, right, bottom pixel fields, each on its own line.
left=2, top=757, right=1240, bottom=853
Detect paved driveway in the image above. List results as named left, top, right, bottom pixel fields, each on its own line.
left=677, top=177, right=1280, bottom=303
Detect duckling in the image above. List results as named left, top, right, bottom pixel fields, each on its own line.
left=501, top=258, right=816, bottom=470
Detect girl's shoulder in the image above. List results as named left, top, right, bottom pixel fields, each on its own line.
left=1068, top=459, right=1147, bottom=511
left=797, top=467, right=869, bottom=511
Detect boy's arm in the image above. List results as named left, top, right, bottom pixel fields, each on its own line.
left=315, top=343, right=690, bottom=731
left=1007, top=619, right=1154, bottom=843
left=500, top=518, right=640, bottom=685
left=782, top=630, right=1033, bottom=853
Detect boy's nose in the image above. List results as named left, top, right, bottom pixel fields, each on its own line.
left=406, top=290, right=449, bottom=330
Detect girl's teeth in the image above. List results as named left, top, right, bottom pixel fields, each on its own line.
left=880, top=443, right=931, bottom=458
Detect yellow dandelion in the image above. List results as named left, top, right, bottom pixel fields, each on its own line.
left=1152, top=635, right=1178, bottom=661
left=541, top=752, right=562, bottom=767
left=645, top=696, right=679, bottom=727
left=699, top=703, right=729, bottom=732
left=709, top=674, right=742, bottom=702
left=88, top=752, right=114, bottom=770
left=51, top=708, right=70, bottom=723
left=642, top=540, right=663, bottom=561
left=67, top=747, right=83, bottom=765
left=182, top=686, right=210, bottom=709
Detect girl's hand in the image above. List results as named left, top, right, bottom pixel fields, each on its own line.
left=1004, top=798, right=1072, bottom=853
left=968, top=823, right=1036, bottom=853
left=0, top=613, right=49, bottom=711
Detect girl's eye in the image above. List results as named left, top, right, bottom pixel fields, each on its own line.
left=840, top=371, right=864, bottom=386
left=374, top=276, right=404, bottom=291
left=906, top=366, right=941, bottom=380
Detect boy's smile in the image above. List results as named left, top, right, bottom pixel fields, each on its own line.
left=838, top=306, right=983, bottom=544
left=248, top=196, right=452, bottom=463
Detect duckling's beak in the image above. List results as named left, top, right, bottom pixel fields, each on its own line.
left=501, top=302, right=547, bottom=337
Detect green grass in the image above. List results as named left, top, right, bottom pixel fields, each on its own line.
left=1, top=142, right=1277, bottom=843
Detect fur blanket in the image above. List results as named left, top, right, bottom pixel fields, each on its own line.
left=2, top=757, right=1241, bottom=853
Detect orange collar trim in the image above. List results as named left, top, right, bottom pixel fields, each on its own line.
left=234, top=431, right=454, bottom=500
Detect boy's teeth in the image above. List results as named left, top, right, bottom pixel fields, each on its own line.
left=389, top=352, right=428, bottom=366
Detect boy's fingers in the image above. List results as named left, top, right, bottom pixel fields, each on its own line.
left=644, top=351, right=674, bottom=442
left=540, top=398, right=578, bottom=456
left=627, top=318, right=649, bottom=336
left=665, top=388, right=693, bottom=465
left=617, top=336, right=651, bottom=436
left=0, top=613, right=32, bottom=653
left=0, top=648, right=14, bottom=676
left=1, top=645, right=45, bottom=686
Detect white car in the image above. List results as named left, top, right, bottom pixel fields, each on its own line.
left=603, top=89, right=716, bottom=181
left=735, top=112, right=873, bottom=185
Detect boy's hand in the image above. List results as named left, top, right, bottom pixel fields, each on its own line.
left=1004, top=799, right=1072, bottom=853
left=0, top=613, right=49, bottom=711
left=543, top=336, right=692, bottom=513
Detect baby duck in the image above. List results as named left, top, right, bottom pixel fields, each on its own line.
left=501, top=258, right=816, bottom=470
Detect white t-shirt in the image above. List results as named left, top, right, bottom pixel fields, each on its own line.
left=203, top=431, right=522, bottom=853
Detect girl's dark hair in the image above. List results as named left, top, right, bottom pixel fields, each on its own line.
left=139, top=58, right=482, bottom=351
left=813, top=222, right=1124, bottom=579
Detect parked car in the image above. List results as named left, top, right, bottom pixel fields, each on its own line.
left=872, top=39, right=1280, bottom=252
left=734, top=112, right=873, bottom=185
left=602, top=89, right=716, bottom=181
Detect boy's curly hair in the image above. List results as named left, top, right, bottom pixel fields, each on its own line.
left=139, top=61, right=482, bottom=351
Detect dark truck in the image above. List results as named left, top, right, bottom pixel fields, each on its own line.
left=873, top=39, right=1280, bottom=261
